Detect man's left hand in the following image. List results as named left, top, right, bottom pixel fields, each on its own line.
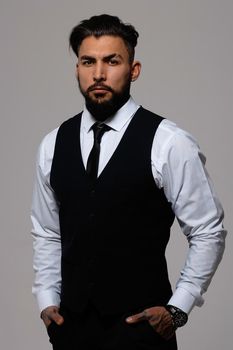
left=125, top=306, right=175, bottom=340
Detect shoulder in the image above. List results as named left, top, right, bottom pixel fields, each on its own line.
left=153, top=118, right=204, bottom=168
left=37, top=113, right=82, bottom=166
left=36, top=127, right=59, bottom=172
left=157, top=118, right=199, bottom=149
left=58, top=112, right=82, bottom=132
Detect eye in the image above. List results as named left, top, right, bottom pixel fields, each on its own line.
left=108, top=59, right=119, bottom=66
left=82, top=60, right=93, bottom=66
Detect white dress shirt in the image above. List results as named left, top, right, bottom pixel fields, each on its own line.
left=31, top=97, right=226, bottom=315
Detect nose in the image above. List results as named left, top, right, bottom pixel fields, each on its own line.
left=93, top=61, right=106, bottom=82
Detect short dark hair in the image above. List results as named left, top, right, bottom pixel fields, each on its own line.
left=69, top=14, right=139, bottom=63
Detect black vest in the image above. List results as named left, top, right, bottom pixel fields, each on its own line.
left=50, top=106, right=175, bottom=315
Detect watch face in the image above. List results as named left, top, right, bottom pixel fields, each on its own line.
left=174, top=311, right=188, bottom=327
left=166, top=305, right=188, bottom=328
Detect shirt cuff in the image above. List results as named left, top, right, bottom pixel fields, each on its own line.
left=36, top=290, right=61, bottom=313
left=167, top=287, right=202, bottom=315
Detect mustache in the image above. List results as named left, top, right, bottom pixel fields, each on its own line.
left=87, top=83, right=114, bottom=93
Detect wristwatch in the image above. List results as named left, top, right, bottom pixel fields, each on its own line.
left=165, top=305, right=188, bottom=329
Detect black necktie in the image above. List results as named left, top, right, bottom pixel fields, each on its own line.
left=86, top=122, right=111, bottom=181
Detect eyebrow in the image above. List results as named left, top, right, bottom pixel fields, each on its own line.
left=103, top=53, right=123, bottom=61
left=80, top=53, right=123, bottom=61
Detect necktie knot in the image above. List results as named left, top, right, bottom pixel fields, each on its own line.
left=92, top=122, right=111, bottom=143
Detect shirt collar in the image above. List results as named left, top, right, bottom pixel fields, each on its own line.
left=81, top=96, right=140, bottom=133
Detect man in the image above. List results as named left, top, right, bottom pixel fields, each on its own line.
left=31, top=14, right=226, bottom=350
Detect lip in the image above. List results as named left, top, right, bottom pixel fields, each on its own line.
left=90, top=87, right=110, bottom=92
left=91, top=88, right=109, bottom=92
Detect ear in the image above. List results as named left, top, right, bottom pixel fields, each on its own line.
left=75, top=62, right=79, bottom=79
left=131, top=60, right=141, bottom=82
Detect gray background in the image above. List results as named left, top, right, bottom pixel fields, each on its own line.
left=0, top=0, right=232, bottom=349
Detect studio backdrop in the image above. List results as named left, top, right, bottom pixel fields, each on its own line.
left=0, top=1, right=232, bottom=349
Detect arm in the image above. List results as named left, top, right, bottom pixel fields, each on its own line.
left=126, top=120, right=226, bottom=337
left=160, top=125, right=227, bottom=314
left=31, top=129, right=64, bottom=326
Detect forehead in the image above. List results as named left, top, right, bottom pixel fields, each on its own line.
left=78, top=35, right=129, bottom=59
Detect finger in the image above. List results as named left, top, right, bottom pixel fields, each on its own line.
left=41, top=306, right=64, bottom=327
left=126, top=310, right=148, bottom=323
left=147, top=307, right=175, bottom=340
left=50, top=309, right=64, bottom=326
left=41, top=314, right=52, bottom=328
left=160, top=326, right=175, bottom=341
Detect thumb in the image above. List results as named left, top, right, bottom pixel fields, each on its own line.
left=126, top=310, right=147, bottom=324
left=51, top=308, right=64, bottom=326
left=41, top=306, right=64, bottom=327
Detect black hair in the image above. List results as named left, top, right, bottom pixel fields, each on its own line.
left=69, top=14, right=139, bottom=63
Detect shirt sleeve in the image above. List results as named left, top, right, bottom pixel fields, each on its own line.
left=152, top=119, right=227, bottom=314
left=31, top=128, right=61, bottom=313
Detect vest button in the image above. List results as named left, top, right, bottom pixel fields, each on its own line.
left=90, top=189, right=96, bottom=197
left=88, top=282, right=95, bottom=290
left=89, top=258, right=95, bottom=266
left=89, top=213, right=95, bottom=221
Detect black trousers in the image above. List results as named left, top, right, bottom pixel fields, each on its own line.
left=47, top=302, right=177, bottom=350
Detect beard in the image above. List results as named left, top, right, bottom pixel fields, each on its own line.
left=78, top=75, right=131, bottom=121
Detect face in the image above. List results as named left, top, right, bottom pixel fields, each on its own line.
left=76, top=35, right=141, bottom=120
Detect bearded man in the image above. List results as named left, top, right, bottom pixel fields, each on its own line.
left=31, top=14, right=226, bottom=350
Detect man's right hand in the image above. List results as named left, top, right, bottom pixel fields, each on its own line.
left=40, top=306, right=64, bottom=328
